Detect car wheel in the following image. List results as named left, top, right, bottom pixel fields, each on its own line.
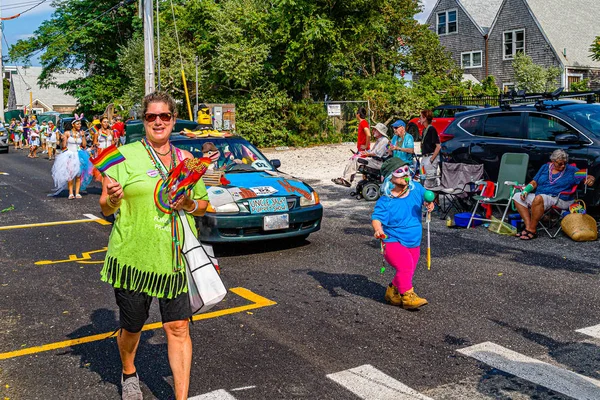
left=362, top=183, right=380, bottom=201
left=0, top=147, right=8, bottom=154
left=407, top=123, right=420, bottom=141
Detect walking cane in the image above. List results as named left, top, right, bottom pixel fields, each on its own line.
left=424, top=190, right=435, bottom=270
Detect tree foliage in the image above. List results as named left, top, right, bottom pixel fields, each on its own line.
left=591, top=36, right=600, bottom=62
left=512, top=53, right=562, bottom=93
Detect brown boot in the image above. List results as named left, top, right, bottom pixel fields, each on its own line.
left=400, top=288, right=428, bottom=310
left=384, top=284, right=402, bottom=306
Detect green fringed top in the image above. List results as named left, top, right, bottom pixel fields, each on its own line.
left=100, top=141, right=209, bottom=299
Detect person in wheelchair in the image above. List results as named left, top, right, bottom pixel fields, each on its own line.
left=332, top=122, right=390, bottom=187
left=512, top=149, right=595, bottom=240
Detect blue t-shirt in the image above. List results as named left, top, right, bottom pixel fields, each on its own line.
left=391, top=134, right=414, bottom=163
left=533, top=163, right=580, bottom=200
left=372, top=181, right=425, bottom=248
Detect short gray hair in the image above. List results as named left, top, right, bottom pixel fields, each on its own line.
left=550, top=149, right=569, bottom=162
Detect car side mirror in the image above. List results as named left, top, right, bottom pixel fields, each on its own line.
left=270, top=159, right=281, bottom=169
left=554, top=133, right=580, bottom=144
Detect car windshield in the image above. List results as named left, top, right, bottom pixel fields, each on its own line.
left=561, top=105, right=600, bottom=137
left=174, top=138, right=274, bottom=172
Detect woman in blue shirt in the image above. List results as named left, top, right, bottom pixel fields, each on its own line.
left=372, top=162, right=434, bottom=309
left=389, top=120, right=415, bottom=164
left=513, top=149, right=595, bottom=240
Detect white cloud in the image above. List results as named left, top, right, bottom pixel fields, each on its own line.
left=415, top=0, right=437, bottom=23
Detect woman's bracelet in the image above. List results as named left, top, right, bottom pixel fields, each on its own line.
left=107, top=195, right=121, bottom=208
left=186, top=200, right=199, bottom=214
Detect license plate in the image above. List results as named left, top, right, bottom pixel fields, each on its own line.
left=248, top=197, right=288, bottom=214
left=263, top=214, right=289, bottom=231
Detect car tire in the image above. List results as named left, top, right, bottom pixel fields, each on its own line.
left=362, top=183, right=380, bottom=201
left=408, top=123, right=420, bottom=141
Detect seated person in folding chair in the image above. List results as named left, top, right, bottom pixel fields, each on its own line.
left=512, top=149, right=595, bottom=240
left=389, top=119, right=415, bottom=168
left=333, top=123, right=390, bottom=187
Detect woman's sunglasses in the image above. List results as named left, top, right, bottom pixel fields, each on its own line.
left=144, top=113, right=173, bottom=123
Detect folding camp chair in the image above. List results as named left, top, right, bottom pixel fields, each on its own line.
left=429, top=163, right=484, bottom=219
left=467, top=153, right=529, bottom=229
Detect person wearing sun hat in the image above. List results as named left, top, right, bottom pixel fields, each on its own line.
left=372, top=161, right=434, bottom=310
left=332, top=122, right=390, bottom=187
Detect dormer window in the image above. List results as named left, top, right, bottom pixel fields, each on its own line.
left=437, top=10, right=457, bottom=35
left=503, top=29, right=525, bottom=59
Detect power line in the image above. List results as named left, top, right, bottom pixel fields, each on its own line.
left=1, top=0, right=51, bottom=20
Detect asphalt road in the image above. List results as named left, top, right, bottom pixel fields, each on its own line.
left=1, top=147, right=600, bottom=400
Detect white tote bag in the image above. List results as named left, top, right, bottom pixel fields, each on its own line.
left=177, top=210, right=227, bottom=314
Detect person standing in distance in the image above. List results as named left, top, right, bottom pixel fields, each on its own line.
left=356, top=107, right=371, bottom=152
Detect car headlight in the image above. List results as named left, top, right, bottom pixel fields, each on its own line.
left=206, top=202, right=240, bottom=213
left=300, top=191, right=320, bottom=207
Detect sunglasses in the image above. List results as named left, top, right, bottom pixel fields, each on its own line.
left=392, top=166, right=410, bottom=176
left=144, top=113, right=173, bottom=123
left=553, top=161, right=566, bottom=166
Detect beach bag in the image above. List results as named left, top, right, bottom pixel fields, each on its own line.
left=177, top=210, right=227, bottom=313
left=561, top=213, right=597, bottom=242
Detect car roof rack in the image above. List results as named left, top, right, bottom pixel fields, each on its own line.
left=500, top=87, right=600, bottom=107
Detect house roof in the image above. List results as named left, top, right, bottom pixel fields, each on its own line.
left=8, top=66, right=82, bottom=109
left=458, top=0, right=503, bottom=34
left=525, top=0, right=600, bottom=69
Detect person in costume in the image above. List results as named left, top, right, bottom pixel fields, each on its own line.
left=202, top=141, right=241, bottom=170
left=99, top=92, right=209, bottom=400
left=50, top=115, right=93, bottom=199
left=332, top=123, right=390, bottom=187
left=46, top=121, right=59, bottom=160
left=28, top=125, right=40, bottom=158
left=513, top=149, right=595, bottom=240
left=372, top=161, right=434, bottom=310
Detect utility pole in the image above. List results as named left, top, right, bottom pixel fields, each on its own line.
left=156, top=0, right=161, bottom=90
left=0, top=18, right=5, bottom=122
left=143, top=0, right=155, bottom=95
left=195, top=56, right=198, bottom=121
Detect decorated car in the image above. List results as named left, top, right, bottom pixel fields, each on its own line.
left=170, top=132, right=323, bottom=243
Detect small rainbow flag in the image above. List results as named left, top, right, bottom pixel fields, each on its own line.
left=575, top=168, right=587, bottom=180
left=420, top=165, right=426, bottom=176
left=90, top=145, right=126, bottom=175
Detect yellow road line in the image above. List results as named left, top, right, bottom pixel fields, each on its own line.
left=0, top=217, right=111, bottom=231
left=0, top=287, right=276, bottom=360
left=35, top=248, right=108, bottom=265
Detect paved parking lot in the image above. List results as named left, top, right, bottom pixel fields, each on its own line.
left=2, top=148, right=600, bottom=399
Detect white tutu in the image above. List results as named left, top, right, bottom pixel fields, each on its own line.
left=49, top=149, right=93, bottom=196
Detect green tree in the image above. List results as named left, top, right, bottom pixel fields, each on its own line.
left=9, top=0, right=140, bottom=114
left=591, top=36, right=600, bottom=62
left=512, top=53, right=562, bottom=93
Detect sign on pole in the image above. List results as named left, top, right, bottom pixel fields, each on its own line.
left=327, top=104, right=341, bottom=117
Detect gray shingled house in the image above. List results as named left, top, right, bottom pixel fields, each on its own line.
left=426, top=0, right=600, bottom=91
left=5, top=66, right=82, bottom=114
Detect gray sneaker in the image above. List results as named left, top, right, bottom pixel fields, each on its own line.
left=121, top=373, right=143, bottom=400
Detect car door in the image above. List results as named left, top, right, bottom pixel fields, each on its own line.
left=468, top=112, right=526, bottom=180
left=523, top=112, right=591, bottom=180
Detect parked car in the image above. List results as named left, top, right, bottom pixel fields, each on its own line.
left=407, top=105, right=481, bottom=142
left=441, top=100, right=600, bottom=205
left=168, top=133, right=323, bottom=243
left=0, top=124, right=8, bottom=153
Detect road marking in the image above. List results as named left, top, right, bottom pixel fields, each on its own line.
left=0, top=214, right=111, bottom=231
left=326, top=364, right=433, bottom=400
left=0, top=287, right=276, bottom=360
left=0, top=172, right=9, bottom=175
left=576, top=324, right=600, bottom=339
left=188, top=389, right=237, bottom=399
left=35, top=247, right=108, bottom=265
left=458, top=341, right=600, bottom=400
left=230, top=385, right=256, bottom=392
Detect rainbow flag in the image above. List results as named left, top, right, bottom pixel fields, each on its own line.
left=90, top=145, right=125, bottom=174
left=420, top=165, right=426, bottom=176
left=575, top=168, right=587, bottom=180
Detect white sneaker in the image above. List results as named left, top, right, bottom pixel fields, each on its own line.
left=121, top=373, right=143, bottom=400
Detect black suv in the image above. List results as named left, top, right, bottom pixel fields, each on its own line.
left=441, top=100, right=600, bottom=205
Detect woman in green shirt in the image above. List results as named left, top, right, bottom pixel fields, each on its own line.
left=100, top=92, right=208, bottom=400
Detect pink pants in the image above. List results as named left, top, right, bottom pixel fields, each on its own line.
left=383, top=242, right=421, bottom=294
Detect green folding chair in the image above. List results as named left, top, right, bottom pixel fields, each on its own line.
left=467, top=153, right=529, bottom=229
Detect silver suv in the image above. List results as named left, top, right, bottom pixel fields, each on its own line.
left=0, top=124, right=8, bottom=153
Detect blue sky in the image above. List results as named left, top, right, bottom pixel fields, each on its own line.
left=2, top=0, right=436, bottom=67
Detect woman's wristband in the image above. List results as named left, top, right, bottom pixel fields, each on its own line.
left=107, top=196, right=121, bottom=208
left=186, top=200, right=199, bottom=214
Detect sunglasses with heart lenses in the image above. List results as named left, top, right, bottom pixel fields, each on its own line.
left=392, top=166, right=410, bottom=177
left=144, top=113, right=173, bottom=123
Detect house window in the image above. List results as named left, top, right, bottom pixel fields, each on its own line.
left=437, top=9, right=457, bottom=35
left=503, top=29, right=525, bottom=59
left=567, top=73, right=583, bottom=90
left=461, top=51, right=483, bottom=68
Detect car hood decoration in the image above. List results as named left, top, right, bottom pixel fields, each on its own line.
left=205, top=171, right=312, bottom=208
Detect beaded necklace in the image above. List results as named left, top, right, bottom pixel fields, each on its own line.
left=141, top=138, right=183, bottom=272
left=548, top=164, right=565, bottom=185
left=392, top=185, right=410, bottom=198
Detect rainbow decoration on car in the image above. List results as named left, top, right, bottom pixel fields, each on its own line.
left=90, top=144, right=126, bottom=175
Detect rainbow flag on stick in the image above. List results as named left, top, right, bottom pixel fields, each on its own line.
left=575, top=168, right=587, bottom=179
left=90, top=145, right=126, bottom=176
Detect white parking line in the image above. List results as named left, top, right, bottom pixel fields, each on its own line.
left=576, top=324, right=600, bottom=339
left=327, top=364, right=433, bottom=400
left=188, top=389, right=237, bottom=399
left=458, top=341, right=600, bottom=400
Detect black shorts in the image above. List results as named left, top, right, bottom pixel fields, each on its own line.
left=114, top=288, right=192, bottom=333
